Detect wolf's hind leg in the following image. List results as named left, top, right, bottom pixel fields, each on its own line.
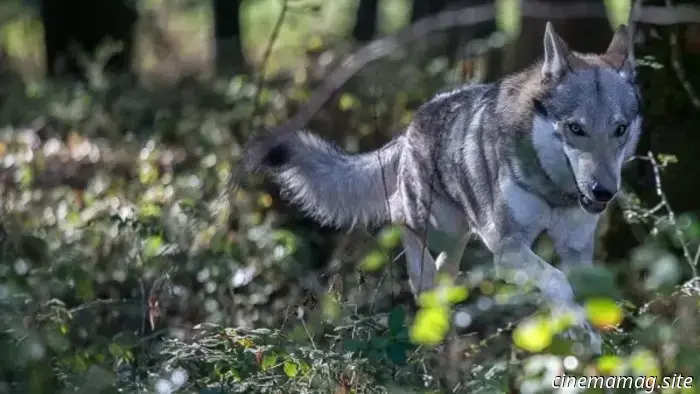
left=401, top=226, right=438, bottom=297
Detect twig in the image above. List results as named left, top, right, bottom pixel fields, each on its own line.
left=646, top=151, right=698, bottom=276
left=248, top=0, right=289, bottom=133
left=69, top=298, right=125, bottom=313
left=227, top=0, right=289, bottom=244
left=299, top=315, right=317, bottom=350
left=665, top=0, right=700, bottom=109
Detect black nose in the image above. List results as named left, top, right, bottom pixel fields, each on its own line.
left=590, top=183, right=615, bottom=202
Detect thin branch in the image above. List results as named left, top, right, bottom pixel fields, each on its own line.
left=259, top=3, right=498, bottom=138
left=248, top=0, right=289, bottom=133
left=646, top=151, right=697, bottom=277
left=68, top=298, right=126, bottom=313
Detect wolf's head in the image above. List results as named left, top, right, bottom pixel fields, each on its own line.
left=531, top=22, right=643, bottom=214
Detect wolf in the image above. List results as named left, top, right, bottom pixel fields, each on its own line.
left=244, top=22, right=643, bottom=353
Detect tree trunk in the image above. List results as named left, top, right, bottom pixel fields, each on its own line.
left=40, top=0, right=137, bottom=79
left=506, top=0, right=612, bottom=75
left=213, top=0, right=247, bottom=74
left=353, top=0, right=380, bottom=42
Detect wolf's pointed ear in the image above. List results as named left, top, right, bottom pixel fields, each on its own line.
left=605, top=24, right=635, bottom=79
left=541, top=21, right=569, bottom=82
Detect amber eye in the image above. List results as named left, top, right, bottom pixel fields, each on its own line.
left=567, top=122, right=585, bottom=136
left=614, top=124, right=628, bottom=137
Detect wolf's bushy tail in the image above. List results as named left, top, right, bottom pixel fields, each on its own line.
left=244, top=130, right=402, bottom=229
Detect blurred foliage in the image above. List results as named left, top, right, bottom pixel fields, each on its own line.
left=0, top=0, right=700, bottom=393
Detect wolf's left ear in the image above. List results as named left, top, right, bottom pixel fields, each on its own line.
left=541, top=21, right=569, bottom=82
left=605, top=24, right=636, bottom=80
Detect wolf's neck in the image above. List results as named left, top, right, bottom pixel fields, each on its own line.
left=530, top=115, right=578, bottom=196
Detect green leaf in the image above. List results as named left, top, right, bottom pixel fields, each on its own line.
left=445, top=286, right=469, bottom=304
left=417, top=284, right=468, bottom=307
left=298, top=360, right=311, bottom=375
left=138, top=161, right=159, bottom=184
left=370, top=336, right=389, bottom=350
left=108, top=343, right=123, bottom=358
left=283, top=361, right=298, bottom=378
left=410, top=306, right=450, bottom=347
left=138, top=203, right=162, bottom=218
left=629, top=349, right=661, bottom=377
left=387, top=343, right=407, bottom=366
left=378, top=226, right=401, bottom=249
left=394, top=326, right=410, bottom=342
left=597, top=355, right=625, bottom=375
left=261, top=354, right=277, bottom=371
left=143, top=235, right=163, bottom=258
left=359, top=250, right=388, bottom=271
left=656, top=153, right=678, bottom=166
left=512, top=315, right=553, bottom=353
left=585, top=297, right=623, bottom=331
left=388, top=305, right=405, bottom=335
left=338, top=93, right=358, bottom=111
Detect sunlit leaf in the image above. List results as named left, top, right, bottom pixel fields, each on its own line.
left=359, top=250, right=387, bottom=271
left=585, top=297, right=624, bottom=331
left=417, top=284, right=468, bottom=307
left=513, top=316, right=553, bottom=353
left=656, top=153, right=678, bottom=166
left=321, top=295, right=340, bottom=322
left=283, top=361, right=298, bottom=378
left=597, top=355, right=625, bottom=375
left=410, top=306, right=449, bottom=347
left=261, top=354, right=277, bottom=371
left=629, top=349, right=661, bottom=377
left=378, top=226, right=401, bottom=250
left=445, top=286, right=469, bottom=304
left=338, top=93, right=358, bottom=111
left=143, top=235, right=163, bottom=258
left=237, top=338, right=255, bottom=348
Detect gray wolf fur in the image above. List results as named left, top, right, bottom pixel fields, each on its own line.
left=244, top=22, right=643, bottom=353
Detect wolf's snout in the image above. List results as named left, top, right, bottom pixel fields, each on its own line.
left=590, top=182, right=616, bottom=203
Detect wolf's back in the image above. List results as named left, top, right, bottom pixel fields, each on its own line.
left=244, top=130, right=403, bottom=228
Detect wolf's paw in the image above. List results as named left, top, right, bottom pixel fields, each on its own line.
left=551, top=304, right=603, bottom=355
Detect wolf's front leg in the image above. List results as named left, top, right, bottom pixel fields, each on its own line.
left=494, top=236, right=602, bottom=354
left=555, top=244, right=594, bottom=267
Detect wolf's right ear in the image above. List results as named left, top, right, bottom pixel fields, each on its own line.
left=605, top=24, right=635, bottom=80
left=541, top=21, right=569, bottom=82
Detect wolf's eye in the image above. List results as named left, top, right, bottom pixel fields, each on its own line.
left=614, top=124, right=628, bottom=137
left=567, top=122, right=585, bottom=136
